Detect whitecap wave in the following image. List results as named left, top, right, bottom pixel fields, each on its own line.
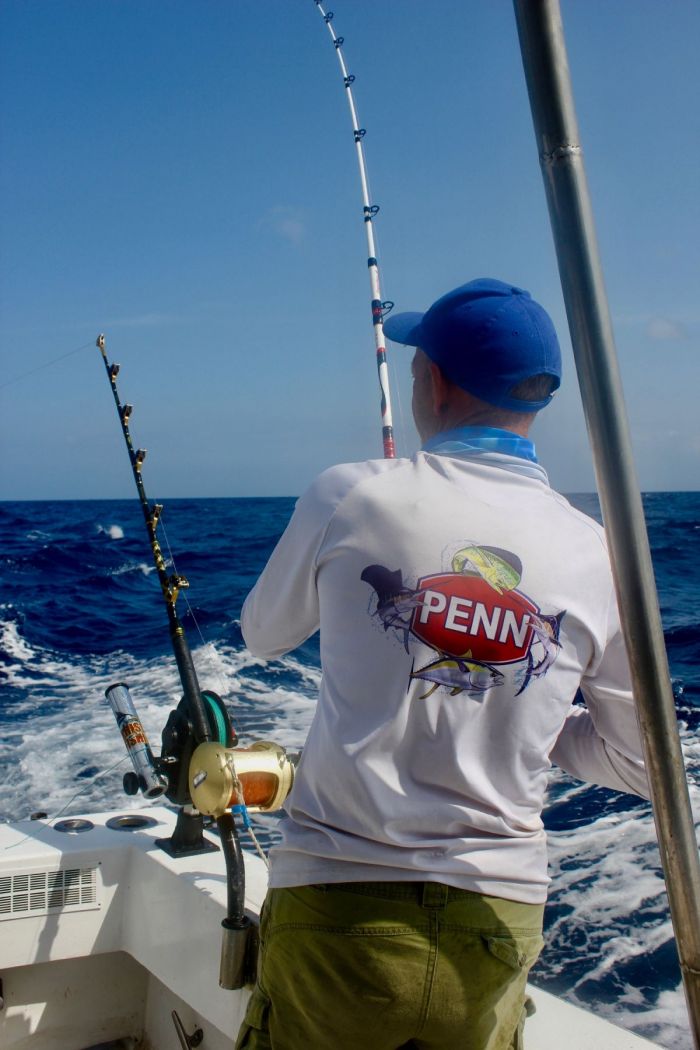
left=97, top=523, right=125, bottom=540
left=111, top=561, right=156, bottom=577
left=1, top=618, right=34, bottom=662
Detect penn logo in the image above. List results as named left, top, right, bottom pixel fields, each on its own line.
left=362, top=546, right=565, bottom=698
left=411, top=574, right=538, bottom=664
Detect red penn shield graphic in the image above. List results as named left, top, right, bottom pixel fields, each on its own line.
left=411, top=574, right=539, bottom=664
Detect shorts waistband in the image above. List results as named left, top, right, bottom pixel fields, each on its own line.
left=312, top=880, right=480, bottom=909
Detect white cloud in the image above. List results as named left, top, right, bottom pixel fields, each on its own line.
left=646, top=317, right=686, bottom=341
left=261, top=206, right=306, bottom=245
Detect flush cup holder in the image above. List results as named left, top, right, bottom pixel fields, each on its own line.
left=106, top=814, right=159, bottom=832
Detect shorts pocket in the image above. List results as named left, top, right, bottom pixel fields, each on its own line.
left=511, top=994, right=537, bottom=1050
left=234, top=986, right=272, bottom=1050
left=483, top=933, right=544, bottom=972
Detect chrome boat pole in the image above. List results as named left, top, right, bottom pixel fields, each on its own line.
left=513, top=2, right=700, bottom=1044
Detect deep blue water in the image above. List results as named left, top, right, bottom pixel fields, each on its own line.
left=0, top=492, right=698, bottom=1048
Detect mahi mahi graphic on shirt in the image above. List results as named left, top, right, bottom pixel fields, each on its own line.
left=361, top=544, right=565, bottom=699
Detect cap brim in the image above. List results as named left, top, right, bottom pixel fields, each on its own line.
left=382, top=311, right=425, bottom=346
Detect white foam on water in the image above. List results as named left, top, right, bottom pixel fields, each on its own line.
left=1, top=618, right=34, bottom=662
left=0, top=624, right=319, bottom=823
left=614, top=983, right=689, bottom=1050
left=0, top=626, right=185, bottom=822
left=96, top=523, right=125, bottom=540
left=110, top=561, right=156, bottom=577
left=189, top=640, right=320, bottom=751
left=540, top=764, right=699, bottom=1048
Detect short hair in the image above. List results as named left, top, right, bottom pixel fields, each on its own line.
left=508, top=373, right=558, bottom=403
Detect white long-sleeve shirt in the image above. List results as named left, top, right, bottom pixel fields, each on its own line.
left=241, top=451, right=648, bottom=904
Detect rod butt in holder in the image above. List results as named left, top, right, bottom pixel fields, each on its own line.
left=219, top=915, right=258, bottom=989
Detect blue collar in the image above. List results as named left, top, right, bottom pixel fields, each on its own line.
left=422, top=426, right=538, bottom=463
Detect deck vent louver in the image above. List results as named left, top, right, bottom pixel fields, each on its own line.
left=0, top=867, right=99, bottom=920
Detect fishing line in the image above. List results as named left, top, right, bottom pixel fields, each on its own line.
left=45, top=754, right=132, bottom=823
left=233, top=804, right=270, bottom=869
left=387, top=353, right=410, bottom=456
left=2, top=753, right=131, bottom=852
left=158, top=512, right=202, bottom=641
left=313, top=1, right=396, bottom=459
left=157, top=508, right=231, bottom=701
left=0, top=341, right=94, bottom=390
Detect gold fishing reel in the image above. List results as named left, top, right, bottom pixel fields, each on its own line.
left=188, top=740, right=296, bottom=818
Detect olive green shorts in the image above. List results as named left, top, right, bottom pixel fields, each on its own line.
left=235, top=881, right=544, bottom=1050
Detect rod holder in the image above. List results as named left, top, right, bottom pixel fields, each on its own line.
left=219, top=916, right=257, bottom=989
left=156, top=806, right=219, bottom=858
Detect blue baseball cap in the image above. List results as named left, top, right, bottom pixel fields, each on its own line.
left=383, top=278, right=561, bottom=412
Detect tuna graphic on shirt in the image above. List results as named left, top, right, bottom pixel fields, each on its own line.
left=361, top=544, right=565, bottom=699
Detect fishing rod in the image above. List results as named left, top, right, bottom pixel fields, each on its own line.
left=313, top=1, right=396, bottom=459
left=96, top=335, right=215, bottom=754
left=96, top=334, right=296, bottom=991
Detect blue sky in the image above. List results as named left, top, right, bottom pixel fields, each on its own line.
left=1, top=0, right=698, bottom=500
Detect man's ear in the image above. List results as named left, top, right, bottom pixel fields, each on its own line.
left=429, top=361, right=451, bottom=415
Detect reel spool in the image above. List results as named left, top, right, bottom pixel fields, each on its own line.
left=159, top=689, right=236, bottom=805
left=189, top=740, right=296, bottom=818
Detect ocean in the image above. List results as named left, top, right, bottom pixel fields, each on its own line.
left=1, top=492, right=698, bottom=1048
